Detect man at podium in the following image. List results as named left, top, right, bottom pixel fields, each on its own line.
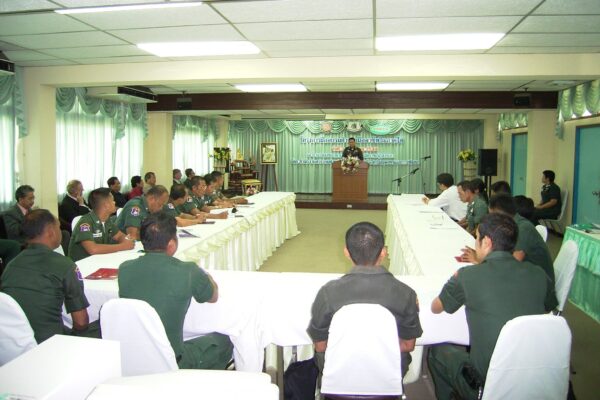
left=342, top=137, right=364, bottom=160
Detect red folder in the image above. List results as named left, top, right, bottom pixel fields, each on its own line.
left=85, top=268, right=119, bottom=280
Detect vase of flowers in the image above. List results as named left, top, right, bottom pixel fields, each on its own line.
left=212, top=147, right=231, bottom=172
left=458, top=149, right=477, bottom=180
left=245, top=185, right=259, bottom=196
left=341, top=156, right=360, bottom=174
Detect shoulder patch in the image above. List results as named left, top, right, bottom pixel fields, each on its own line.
left=74, top=266, right=83, bottom=281
left=130, top=206, right=141, bottom=216
left=187, top=197, right=193, bottom=203
left=79, top=223, right=91, bottom=232
left=168, top=203, right=175, bottom=209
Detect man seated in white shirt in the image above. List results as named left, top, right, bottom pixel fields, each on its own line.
left=422, top=173, right=467, bottom=221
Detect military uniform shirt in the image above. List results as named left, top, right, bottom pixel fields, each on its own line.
left=117, top=196, right=150, bottom=233
left=540, top=183, right=562, bottom=216
left=203, top=194, right=215, bottom=206
left=341, top=146, right=364, bottom=160
left=438, top=251, right=548, bottom=378
left=68, top=211, right=120, bottom=262
left=162, top=202, right=180, bottom=217
left=1, top=243, right=89, bottom=343
left=118, top=252, right=214, bottom=359
left=466, top=195, right=489, bottom=232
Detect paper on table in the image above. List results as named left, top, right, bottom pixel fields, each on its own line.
left=178, top=229, right=199, bottom=238
left=85, top=268, right=118, bottom=280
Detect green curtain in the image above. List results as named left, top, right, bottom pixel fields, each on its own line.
left=497, top=112, right=528, bottom=141
left=172, top=119, right=216, bottom=174
left=172, top=115, right=218, bottom=139
left=0, top=93, right=16, bottom=210
left=556, top=79, right=600, bottom=139
left=228, top=119, right=483, bottom=193
left=0, top=71, right=27, bottom=138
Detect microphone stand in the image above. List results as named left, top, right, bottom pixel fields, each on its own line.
left=421, top=156, right=431, bottom=195
left=392, top=168, right=420, bottom=195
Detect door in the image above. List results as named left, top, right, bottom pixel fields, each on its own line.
left=573, top=125, right=600, bottom=224
left=511, top=133, right=528, bottom=196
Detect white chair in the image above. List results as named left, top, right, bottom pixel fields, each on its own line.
left=0, top=292, right=37, bottom=366
left=53, top=244, right=65, bottom=255
left=535, top=224, right=548, bottom=242
left=321, top=304, right=404, bottom=398
left=87, top=370, right=278, bottom=400
left=481, top=315, right=571, bottom=400
left=553, top=240, right=579, bottom=314
left=71, top=215, right=83, bottom=232
left=100, top=298, right=178, bottom=376
left=116, top=207, right=123, bottom=218
left=539, top=189, right=569, bottom=234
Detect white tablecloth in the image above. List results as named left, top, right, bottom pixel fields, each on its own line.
left=385, top=194, right=475, bottom=276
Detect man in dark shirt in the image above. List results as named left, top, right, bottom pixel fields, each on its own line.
left=107, top=177, right=128, bottom=208
left=58, top=179, right=90, bottom=233
left=532, top=170, right=562, bottom=224
left=1, top=209, right=99, bottom=343
left=341, top=137, right=364, bottom=160
left=308, top=222, right=422, bottom=378
left=429, top=213, right=549, bottom=400
left=3, top=185, right=35, bottom=244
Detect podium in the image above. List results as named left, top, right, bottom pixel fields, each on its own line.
left=332, top=161, right=369, bottom=203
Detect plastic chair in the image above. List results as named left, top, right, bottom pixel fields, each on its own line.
left=321, top=304, right=404, bottom=398
left=481, top=315, right=571, bottom=400
left=553, top=240, right=579, bottom=314
left=539, top=189, right=569, bottom=234
left=0, top=292, right=37, bottom=366
left=71, top=215, right=83, bottom=232
left=535, top=224, right=548, bottom=242
left=100, top=298, right=178, bottom=376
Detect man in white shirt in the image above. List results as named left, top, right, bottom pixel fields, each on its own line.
left=422, top=173, right=467, bottom=221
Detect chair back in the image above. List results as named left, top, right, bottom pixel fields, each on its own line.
left=71, top=215, right=83, bottom=232
left=321, top=304, right=403, bottom=396
left=557, top=189, right=569, bottom=220
left=100, top=298, right=178, bottom=376
left=553, top=240, right=579, bottom=313
left=482, top=315, right=571, bottom=400
left=0, top=292, right=37, bottom=366
left=535, top=224, right=548, bottom=242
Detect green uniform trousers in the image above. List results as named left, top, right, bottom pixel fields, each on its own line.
left=428, top=344, right=481, bottom=400
left=178, top=332, right=233, bottom=370
left=70, top=320, right=102, bottom=340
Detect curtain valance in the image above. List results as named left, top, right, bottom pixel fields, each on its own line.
left=497, top=112, right=528, bottom=141
left=0, top=70, right=28, bottom=138
left=172, top=115, right=218, bottom=139
left=556, top=79, right=600, bottom=139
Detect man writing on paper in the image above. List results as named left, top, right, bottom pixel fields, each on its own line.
left=422, top=173, right=467, bottom=222
left=179, top=176, right=228, bottom=220
left=341, top=137, right=364, bottom=160
left=119, top=212, right=233, bottom=369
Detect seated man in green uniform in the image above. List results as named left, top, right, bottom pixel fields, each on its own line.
left=456, top=180, right=488, bottom=235
left=118, top=212, right=233, bottom=369
left=68, top=188, right=134, bottom=262
left=531, top=170, right=562, bottom=224
left=163, top=184, right=206, bottom=227
left=181, top=176, right=228, bottom=220
left=116, top=185, right=169, bottom=240
left=210, top=171, right=248, bottom=206
left=203, top=174, right=231, bottom=210
left=429, top=213, right=551, bottom=400
left=1, top=209, right=99, bottom=343
left=308, top=222, right=422, bottom=382
left=3, top=184, right=35, bottom=244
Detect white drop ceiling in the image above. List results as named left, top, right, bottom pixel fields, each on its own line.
left=0, top=0, right=599, bottom=118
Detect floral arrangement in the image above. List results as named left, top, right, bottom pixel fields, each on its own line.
left=341, top=156, right=360, bottom=174
left=245, top=185, right=259, bottom=196
left=212, top=147, right=231, bottom=161
left=457, top=148, right=476, bottom=162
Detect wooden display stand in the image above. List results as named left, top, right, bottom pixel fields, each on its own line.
left=332, top=161, right=369, bottom=203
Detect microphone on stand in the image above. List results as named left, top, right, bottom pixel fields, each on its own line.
left=410, top=168, right=420, bottom=175
left=422, top=155, right=431, bottom=160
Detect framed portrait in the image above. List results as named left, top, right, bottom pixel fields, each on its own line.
left=261, top=142, right=277, bottom=164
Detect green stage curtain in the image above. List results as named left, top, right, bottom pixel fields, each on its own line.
left=556, top=79, right=600, bottom=139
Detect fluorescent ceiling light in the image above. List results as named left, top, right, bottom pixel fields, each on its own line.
left=55, top=2, right=202, bottom=14
left=235, top=84, right=307, bottom=93
left=137, top=41, right=260, bottom=57
left=376, top=33, right=505, bottom=51
left=377, top=82, right=449, bottom=91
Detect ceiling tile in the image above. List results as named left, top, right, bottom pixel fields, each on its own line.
left=147, top=85, right=179, bottom=94
left=3, top=50, right=57, bottom=61
left=75, top=55, right=164, bottom=64
left=378, top=16, right=520, bottom=36
left=53, top=0, right=164, bottom=6
left=235, top=19, right=372, bottom=41
left=257, top=39, right=372, bottom=52
left=488, top=46, right=600, bottom=54
left=41, top=45, right=147, bottom=58
left=0, top=31, right=126, bottom=49
left=513, top=16, right=600, bottom=33
left=69, top=4, right=226, bottom=30
left=109, top=25, right=243, bottom=43
left=497, top=33, right=600, bottom=47
left=166, top=54, right=267, bottom=61
left=533, top=0, right=600, bottom=15
left=0, top=40, right=25, bottom=51
left=15, top=59, right=79, bottom=66
left=447, top=80, right=533, bottom=90
left=0, top=0, right=56, bottom=13
left=267, top=49, right=373, bottom=58
left=376, top=0, right=540, bottom=18
left=0, top=12, right=93, bottom=35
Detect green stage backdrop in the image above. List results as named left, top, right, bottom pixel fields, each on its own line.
left=228, top=119, right=483, bottom=194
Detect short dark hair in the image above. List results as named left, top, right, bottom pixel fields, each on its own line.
left=88, top=187, right=112, bottom=210
left=144, top=172, right=155, bottom=182
left=170, top=184, right=187, bottom=201
left=514, top=195, right=535, bottom=220
left=185, top=168, right=194, bottom=178
left=107, top=177, right=119, bottom=187
left=140, top=212, right=177, bottom=251
left=131, top=175, right=142, bottom=187
left=173, top=169, right=181, bottom=178
left=211, top=170, right=223, bottom=178
left=489, top=193, right=516, bottom=216
left=477, top=213, right=518, bottom=252
left=436, top=173, right=454, bottom=187
left=22, top=209, right=56, bottom=240
left=471, top=178, right=488, bottom=203
left=15, top=185, right=34, bottom=201
left=204, top=174, right=216, bottom=185
left=348, top=137, right=356, bottom=142
left=490, top=180, right=511, bottom=195
left=457, top=180, right=475, bottom=192
left=190, top=176, right=205, bottom=188
left=147, top=185, right=168, bottom=198
left=543, top=170, right=555, bottom=182
left=345, top=222, right=385, bottom=266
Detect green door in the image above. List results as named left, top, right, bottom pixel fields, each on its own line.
left=511, top=133, right=528, bottom=196
left=574, top=126, right=600, bottom=224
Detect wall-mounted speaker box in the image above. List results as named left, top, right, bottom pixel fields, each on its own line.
left=513, top=93, right=531, bottom=107
left=478, top=149, right=498, bottom=176
left=176, top=97, right=192, bottom=110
